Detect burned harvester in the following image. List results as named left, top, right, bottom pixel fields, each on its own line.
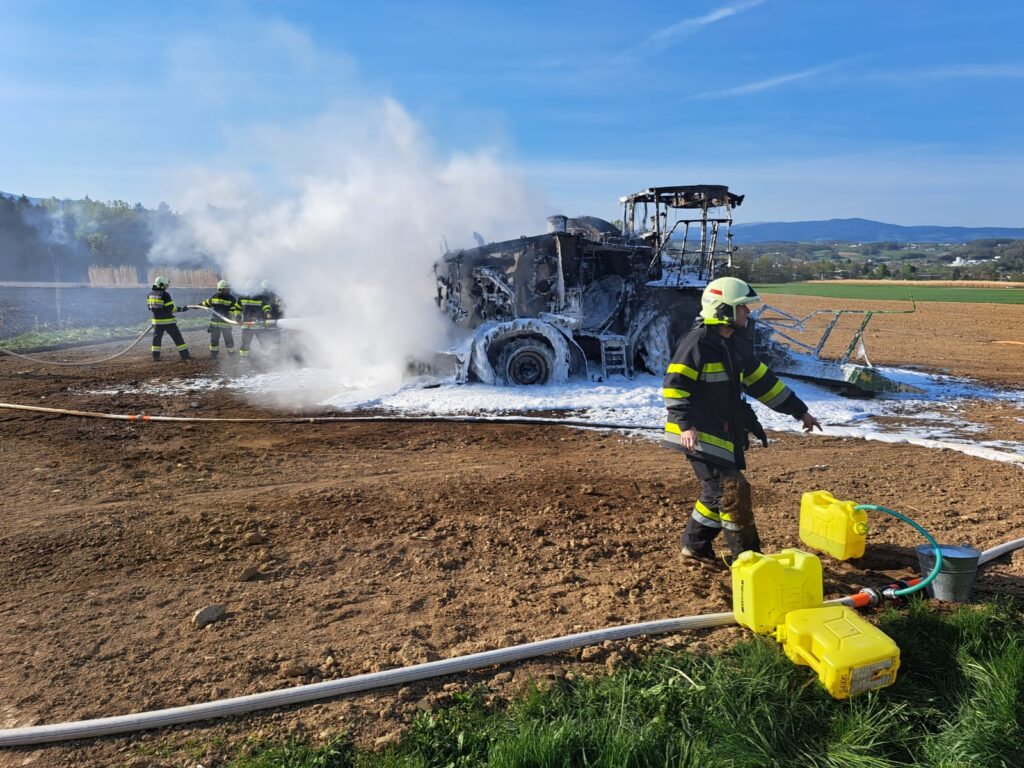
left=434, top=184, right=915, bottom=394
left=433, top=185, right=742, bottom=385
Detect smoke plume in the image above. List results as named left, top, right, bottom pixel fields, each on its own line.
left=150, top=98, right=547, bottom=406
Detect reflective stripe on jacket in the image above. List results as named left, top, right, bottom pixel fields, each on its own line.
left=200, top=292, right=241, bottom=327
left=662, top=324, right=806, bottom=469
left=147, top=288, right=179, bottom=325
left=239, top=293, right=272, bottom=323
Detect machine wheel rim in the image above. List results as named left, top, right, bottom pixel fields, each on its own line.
left=506, top=346, right=551, bottom=385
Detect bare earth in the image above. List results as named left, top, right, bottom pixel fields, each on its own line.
left=1, top=297, right=1023, bottom=767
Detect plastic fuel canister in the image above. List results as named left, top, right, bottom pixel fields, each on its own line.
left=775, top=605, right=900, bottom=699
left=731, top=549, right=823, bottom=635
left=800, top=490, right=868, bottom=561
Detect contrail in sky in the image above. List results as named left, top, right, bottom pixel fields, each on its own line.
left=689, top=56, right=864, bottom=99
left=646, top=0, right=767, bottom=46
left=614, top=0, right=766, bottom=64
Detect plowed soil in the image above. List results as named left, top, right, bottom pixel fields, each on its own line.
left=1, top=297, right=1023, bottom=768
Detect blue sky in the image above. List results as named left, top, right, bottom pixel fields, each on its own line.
left=2, top=0, right=1024, bottom=225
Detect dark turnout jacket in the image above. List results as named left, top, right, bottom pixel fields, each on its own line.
left=662, top=324, right=808, bottom=470
left=239, top=292, right=272, bottom=324
left=200, top=290, right=240, bottom=327
left=146, top=287, right=182, bottom=325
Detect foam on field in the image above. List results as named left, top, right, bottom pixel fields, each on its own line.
left=83, top=364, right=1024, bottom=465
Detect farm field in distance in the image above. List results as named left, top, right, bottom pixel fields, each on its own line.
left=0, top=293, right=1023, bottom=767
left=754, top=280, right=1024, bottom=303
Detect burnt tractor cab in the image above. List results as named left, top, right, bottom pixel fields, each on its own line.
left=433, top=184, right=919, bottom=394
left=434, top=185, right=739, bottom=385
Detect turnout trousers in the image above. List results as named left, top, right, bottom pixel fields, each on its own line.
left=151, top=323, right=189, bottom=360
left=209, top=326, right=235, bottom=357
left=239, top=327, right=263, bottom=358
left=681, top=457, right=761, bottom=559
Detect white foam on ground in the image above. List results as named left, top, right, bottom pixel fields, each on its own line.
left=82, top=365, right=1024, bottom=465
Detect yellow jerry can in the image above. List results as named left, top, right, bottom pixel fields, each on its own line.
left=731, top=549, right=823, bottom=635
left=800, top=490, right=868, bottom=560
left=776, top=605, right=900, bottom=699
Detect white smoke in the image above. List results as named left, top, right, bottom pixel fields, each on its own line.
left=150, top=97, right=547, bottom=405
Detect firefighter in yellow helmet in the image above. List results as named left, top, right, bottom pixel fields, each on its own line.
left=662, top=276, right=821, bottom=564
left=146, top=276, right=191, bottom=361
left=237, top=281, right=272, bottom=362
left=199, top=280, right=241, bottom=359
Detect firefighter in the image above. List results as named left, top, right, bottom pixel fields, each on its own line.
left=199, top=280, right=240, bottom=359
left=146, top=276, right=191, bottom=361
left=237, top=282, right=272, bottom=361
left=663, top=276, right=821, bottom=564
left=259, top=279, right=284, bottom=354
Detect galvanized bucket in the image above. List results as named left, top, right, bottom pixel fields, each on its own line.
left=916, top=544, right=981, bottom=602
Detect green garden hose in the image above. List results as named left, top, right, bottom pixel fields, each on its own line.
left=854, top=503, right=943, bottom=597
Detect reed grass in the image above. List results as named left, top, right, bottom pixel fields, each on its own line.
left=88, top=264, right=139, bottom=286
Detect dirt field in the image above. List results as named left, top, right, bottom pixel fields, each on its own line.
left=1, top=297, right=1023, bottom=767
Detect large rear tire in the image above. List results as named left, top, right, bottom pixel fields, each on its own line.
left=497, top=339, right=554, bottom=386
left=636, top=313, right=674, bottom=375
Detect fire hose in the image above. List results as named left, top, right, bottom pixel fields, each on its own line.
left=0, top=306, right=267, bottom=368
left=0, top=325, right=153, bottom=366
left=185, top=304, right=276, bottom=328
left=0, top=401, right=658, bottom=430
left=1, top=537, right=1022, bottom=747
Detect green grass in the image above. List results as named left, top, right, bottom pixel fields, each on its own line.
left=0, top=317, right=208, bottom=350
left=753, top=282, right=1024, bottom=303
left=215, top=599, right=1024, bottom=768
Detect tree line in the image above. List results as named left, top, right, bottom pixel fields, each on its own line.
left=0, top=194, right=201, bottom=282
left=4, top=194, right=1023, bottom=284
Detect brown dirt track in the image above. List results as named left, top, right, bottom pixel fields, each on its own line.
left=1, top=296, right=1023, bottom=767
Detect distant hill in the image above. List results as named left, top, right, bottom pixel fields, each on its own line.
left=732, top=218, right=1024, bottom=244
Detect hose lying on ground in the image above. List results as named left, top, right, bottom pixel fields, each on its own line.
left=0, top=326, right=153, bottom=367
left=978, top=536, right=1024, bottom=566
left=0, top=521, right=1019, bottom=747
left=0, top=401, right=659, bottom=430
left=0, top=606, right=800, bottom=747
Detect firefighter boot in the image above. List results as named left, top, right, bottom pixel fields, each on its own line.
left=152, top=351, right=161, bottom=361
left=680, top=517, right=720, bottom=565
left=723, top=526, right=762, bottom=560
left=179, top=349, right=192, bottom=361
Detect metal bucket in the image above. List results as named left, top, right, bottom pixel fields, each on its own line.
left=916, top=544, right=981, bottom=602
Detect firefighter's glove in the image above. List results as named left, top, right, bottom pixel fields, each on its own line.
left=175, top=305, right=189, bottom=312
left=265, top=319, right=277, bottom=327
